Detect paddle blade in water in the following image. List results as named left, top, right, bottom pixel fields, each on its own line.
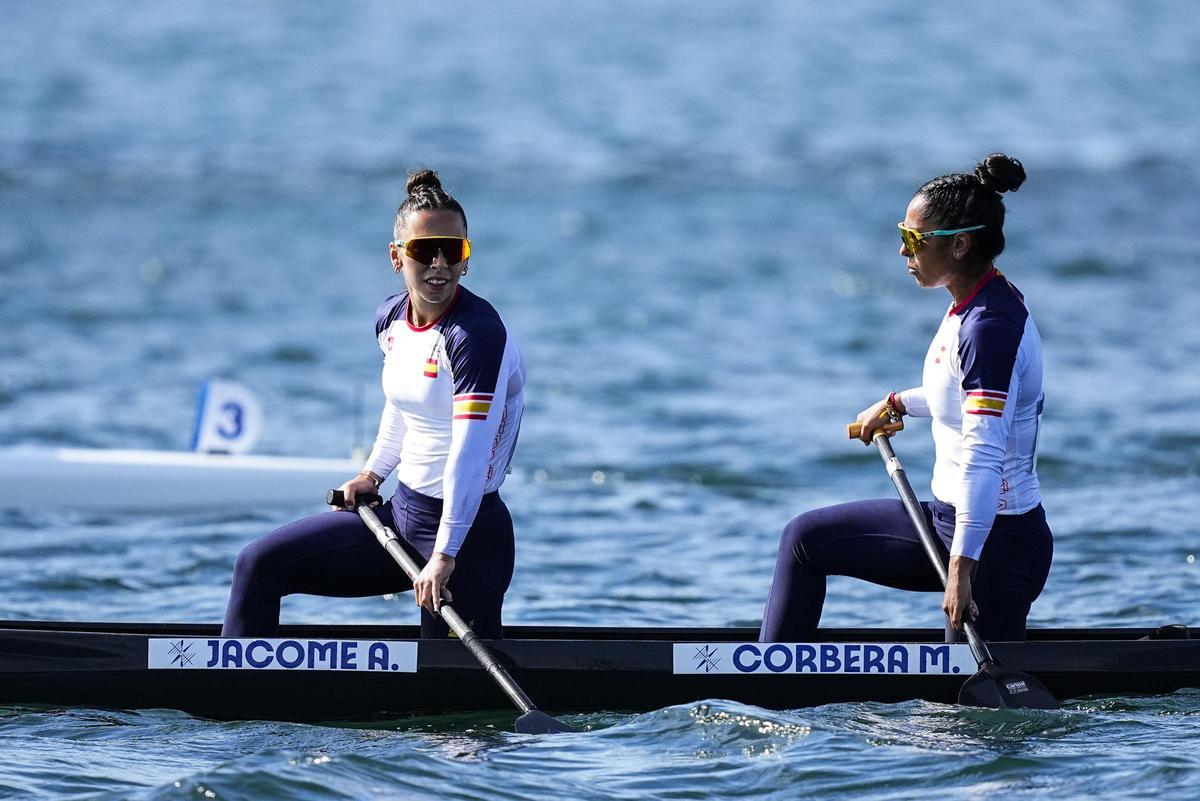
left=958, top=662, right=1059, bottom=709
left=515, top=710, right=577, bottom=735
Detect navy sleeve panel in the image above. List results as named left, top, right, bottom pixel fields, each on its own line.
left=374, top=293, right=407, bottom=340
left=958, top=311, right=1024, bottom=394
left=444, top=291, right=508, bottom=396
left=956, top=282, right=1029, bottom=394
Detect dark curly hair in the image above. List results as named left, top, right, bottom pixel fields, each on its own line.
left=914, top=153, right=1026, bottom=265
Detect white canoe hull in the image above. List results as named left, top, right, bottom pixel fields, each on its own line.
left=0, top=447, right=393, bottom=512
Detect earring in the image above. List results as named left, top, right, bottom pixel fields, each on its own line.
left=460, top=265, right=469, bottom=276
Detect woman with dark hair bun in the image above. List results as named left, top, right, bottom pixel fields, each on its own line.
left=222, top=169, right=525, bottom=640
left=760, top=153, right=1053, bottom=644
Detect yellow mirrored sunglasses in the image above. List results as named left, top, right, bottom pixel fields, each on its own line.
left=392, top=236, right=472, bottom=266
left=898, top=223, right=985, bottom=253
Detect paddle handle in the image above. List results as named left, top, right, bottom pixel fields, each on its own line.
left=868, top=431, right=995, bottom=667
left=326, top=489, right=541, bottom=717
left=846, top=420, right=904, bottom=439
left=328, top=489, right=383, bottom=508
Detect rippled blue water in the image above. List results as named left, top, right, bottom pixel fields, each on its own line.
left=2, top=2, right=1200, bottom=799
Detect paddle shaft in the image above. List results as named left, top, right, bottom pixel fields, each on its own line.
left=352, top=502, right=542, bottom=717
left=869, top=432, right=995, bottom=667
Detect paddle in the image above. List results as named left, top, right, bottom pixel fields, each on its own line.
left=846, top=422, right=1059, bottom=710
left=327, top=489, right=576, bottom=734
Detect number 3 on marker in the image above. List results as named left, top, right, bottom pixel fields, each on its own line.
left=217, top=401, right=244, bottom=440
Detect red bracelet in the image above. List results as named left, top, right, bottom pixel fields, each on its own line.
left=886, top=392, right=903, bottom=421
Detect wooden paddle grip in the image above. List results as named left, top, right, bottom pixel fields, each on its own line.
left=846, top=419, right=905, bottom=439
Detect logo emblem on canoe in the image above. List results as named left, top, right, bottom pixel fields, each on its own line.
left=1004, top=680, right=1030, bottom=694
left=168, top=639, right=195, bottom=667
left=692, top=644, right=722, bottom=673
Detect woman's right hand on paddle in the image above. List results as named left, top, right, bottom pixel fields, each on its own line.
left=414, top=553, right=456, bottom=613
left=854, top=395, right=903, bottom=444
left=944, top=556, right=980, bottom=631
left=333, top=473, right=379, bottom=509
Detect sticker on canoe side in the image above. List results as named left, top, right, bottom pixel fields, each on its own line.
left=673, top=643, right=976, bottom=675
left=148, top=638, right=418, bottom=672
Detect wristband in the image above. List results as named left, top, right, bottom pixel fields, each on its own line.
left=357, top=471, right=382, bottom=488
left=885, top=392, right=903, bottom=423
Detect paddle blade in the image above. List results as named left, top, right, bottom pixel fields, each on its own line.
left=958, top=662, right=1059, bottom=710
left=515, top=710, right=577, bottom=735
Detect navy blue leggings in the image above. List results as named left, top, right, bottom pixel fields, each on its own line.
left=759, top=499, right=1052, bottom=643
left=222, top=483, right=515, bottom=639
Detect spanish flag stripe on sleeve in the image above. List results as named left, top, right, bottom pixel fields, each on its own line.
left=965, top=389, right=1007, bottom=417
left=453, top=392, right=493, bottom=421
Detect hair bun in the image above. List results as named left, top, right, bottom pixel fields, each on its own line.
left=974, top=153, right=1026, bottom=194
left=406, top=169, right=443, bottom=196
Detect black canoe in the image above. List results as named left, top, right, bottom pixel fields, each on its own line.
left=0, top=620, right=1195, bottom=722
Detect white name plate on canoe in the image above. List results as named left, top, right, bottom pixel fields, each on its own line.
left=148, top=638, right=417, bottom=672
left=673, top=643, right=975, bottom=676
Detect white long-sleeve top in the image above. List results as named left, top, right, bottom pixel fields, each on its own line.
left=363, top=287, right=525, bottom=558
left=898, top=268, right=1045, bottom=561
